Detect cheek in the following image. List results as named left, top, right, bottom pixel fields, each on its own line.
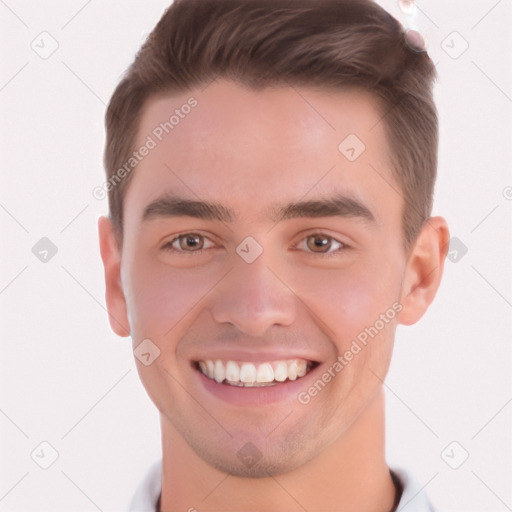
left=289, top=258, right=402, bottom=342
left=123, top=253, right=220, bottom=340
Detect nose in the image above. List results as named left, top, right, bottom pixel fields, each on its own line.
left=210, top=254, right=296, bottom=336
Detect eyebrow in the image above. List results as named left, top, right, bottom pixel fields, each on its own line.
left=141, top=193, right=376, bottom=225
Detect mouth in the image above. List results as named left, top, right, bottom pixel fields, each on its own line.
left=194, top=358, right=318, bottom=388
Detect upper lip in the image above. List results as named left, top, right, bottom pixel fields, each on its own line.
left=189, top=349, right=321, bottom=364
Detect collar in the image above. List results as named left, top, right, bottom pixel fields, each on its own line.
left=125, top=460, right=440, bottom=511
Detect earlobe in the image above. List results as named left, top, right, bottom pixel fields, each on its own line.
left=397, top=216, right=450, bottom=326
left=97, top=216, right=131, bottom=337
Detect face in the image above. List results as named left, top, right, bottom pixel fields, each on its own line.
left=113, top=81, right=411, bottom=476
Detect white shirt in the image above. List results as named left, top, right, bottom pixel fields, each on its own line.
left=125, top=459, right=440, bottom=511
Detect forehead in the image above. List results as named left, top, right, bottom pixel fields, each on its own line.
left=124, top=80, right=399, bottom=228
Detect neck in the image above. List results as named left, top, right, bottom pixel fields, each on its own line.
left=160, top=388, right=397, bottom=512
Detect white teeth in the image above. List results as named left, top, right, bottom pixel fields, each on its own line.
left=297, top=362, right=307, bottom=378
left=206, top=360, right=214, bottom=379
left=273, top=361, right=288, bottom=382
left=240, top=362, right=257, bottom=384
left=197, top=359, right=312, bottom=387
left=214, top=360, right=225, bottom=383
left=288, top=362, right=298, bottom=381
left=225, top=360, right=240, bottom=382
left=256, top=362, right=274, bottom=383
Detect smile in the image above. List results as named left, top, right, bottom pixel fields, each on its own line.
left=195, top=359, right=315, bottom=387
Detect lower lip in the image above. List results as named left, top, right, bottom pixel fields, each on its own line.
left=195, top=364, right=321, bottom=407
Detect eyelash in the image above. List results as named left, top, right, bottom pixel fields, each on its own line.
left=160, top=232, right=349, bottom=256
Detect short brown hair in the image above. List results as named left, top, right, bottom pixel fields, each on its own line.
left=104, top=0, right=437, bottom=249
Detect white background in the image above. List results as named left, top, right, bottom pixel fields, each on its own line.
left=1, top=1, right=511, bottom=510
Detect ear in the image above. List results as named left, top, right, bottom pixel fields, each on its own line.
left=397, top=216, right=450, bottom=326
left=97, top=216, right=131, bottom=337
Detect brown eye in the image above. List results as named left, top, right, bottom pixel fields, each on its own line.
left=162, top=233, right=214, bottom=253
left=306, top=234, right=333, bottom=252
left=177, top=233, right=204, bottom=251
left=307, top=235, right=331, bottom=252
left=297, top=234, right=345, bottom=254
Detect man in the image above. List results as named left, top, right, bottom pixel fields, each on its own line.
left=98, top=0, right=449, bottom=510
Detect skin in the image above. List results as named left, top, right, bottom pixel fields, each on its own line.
left=98, top=80, right=449, bottom=512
